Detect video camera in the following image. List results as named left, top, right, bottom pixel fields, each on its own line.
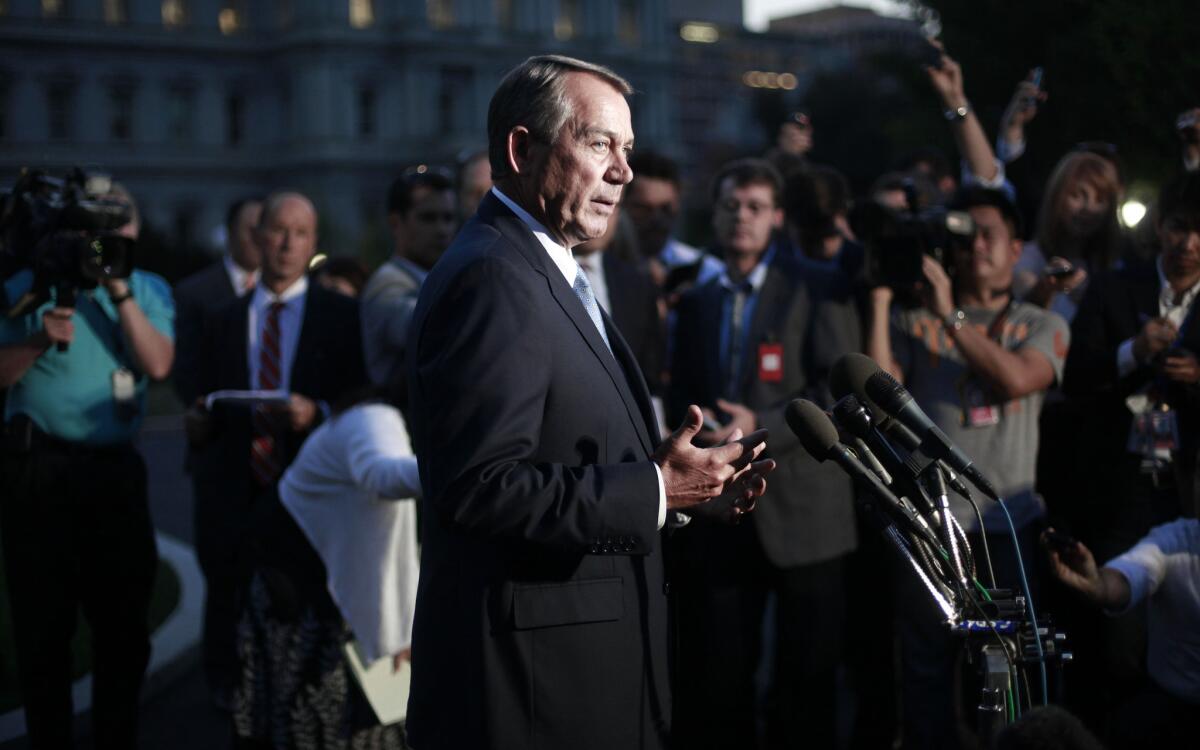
left=853, top=180, right=976, bottom=294
left=0, top=167, right=136, bottom=317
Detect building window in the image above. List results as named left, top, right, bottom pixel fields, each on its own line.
left=276, top=0, right=293, bottom=28
left=226, top=92, right=244, bottom=146
left=554, top=0, right=578, bottom=41
left=162, top=0, right=188, bottom=28
left=438, top=66, right=471, bottom=134
left=219, top=2, right=245, bottom=34
left=349, top=0, right=373, bottom=28
left=103, top=0, right=128, bottom=24
left=427, top=0, right=453, bottom=30
left=47, top=82, right=72, bottom=140
left=618, top=0, right=639, bottom=45
left=166, top=85, right=194, bottom=142
left=41, top=0, right=66, bottom=19
left=109, top=85, right=134, bottom=141
left=357, top=86, right=375, bottom=140
left=495, top=0, right=513, bottom=29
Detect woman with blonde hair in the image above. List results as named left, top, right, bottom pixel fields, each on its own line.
left=1014, top=149, right=1127, bottom=322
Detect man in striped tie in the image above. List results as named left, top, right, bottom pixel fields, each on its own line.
left=191, top=191, right=367, bottom=695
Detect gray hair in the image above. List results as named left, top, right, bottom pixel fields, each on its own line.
left=487, top=55, right=632, bottom=182
left=259, top=190, right=317, bottom=229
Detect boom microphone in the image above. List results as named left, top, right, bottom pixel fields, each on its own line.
left=864, top=370, right=1000, bottom=501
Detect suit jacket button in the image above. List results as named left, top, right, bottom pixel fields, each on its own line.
left=624, top=542, right=635, bottom=552
left=589, top=545, right=600, bottom=554
left=663, top=581, right=671, bottom=596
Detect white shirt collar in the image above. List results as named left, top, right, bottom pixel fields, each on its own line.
left=1156, top=254, right=1200, bottom=315
left=718, top=244, right=775, bottom=293
left=491, top=186, right=578, bottom=285
left=223, top=254, right=259, bottom=296
left=252, top=274, right=309, bottom=308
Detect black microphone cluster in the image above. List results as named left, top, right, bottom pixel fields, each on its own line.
left=785, top=354, right=1066, bottom=721
left=785, top=353, right=1006, bottom=621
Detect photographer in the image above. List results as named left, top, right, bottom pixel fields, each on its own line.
left=865, top=186, right=1069, bottom=748
left=0, top=183, right=174, bottom=748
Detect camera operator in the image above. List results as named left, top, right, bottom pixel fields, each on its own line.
left=0, top=184, right=174, bottom=748
left=865, top=186, right=1069, bottom=749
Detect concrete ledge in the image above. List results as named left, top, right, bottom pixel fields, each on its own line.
left=0, top=532, right=204, bottom=742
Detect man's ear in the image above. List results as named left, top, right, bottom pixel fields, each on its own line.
left=507, top=126, right=534, bottom=176
left=771, top=207, right=785, bottom=230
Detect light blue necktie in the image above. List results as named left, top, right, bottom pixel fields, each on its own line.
left=573, top=267, right=612, bottom=354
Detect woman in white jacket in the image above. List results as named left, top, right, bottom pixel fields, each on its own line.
left=234, top=385, right=420, bottom=750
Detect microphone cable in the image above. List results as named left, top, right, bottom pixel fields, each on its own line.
left=994, top=496, right=1048, bottom=707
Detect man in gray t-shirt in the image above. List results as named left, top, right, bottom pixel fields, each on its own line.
left=891, top=297, right=1068, bottom=531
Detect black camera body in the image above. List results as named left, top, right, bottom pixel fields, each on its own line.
left=853, top=192, right=976, bottom=294
left=0, top=168, right=135, bottom=316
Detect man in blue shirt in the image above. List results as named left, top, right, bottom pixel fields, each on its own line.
left=0, top=184, right=174, bottom=749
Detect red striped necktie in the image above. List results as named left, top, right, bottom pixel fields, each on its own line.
left=250, top=301, right=285, bottom=487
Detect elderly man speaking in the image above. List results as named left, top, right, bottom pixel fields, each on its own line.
left=404, top=55, right=775, bottom=749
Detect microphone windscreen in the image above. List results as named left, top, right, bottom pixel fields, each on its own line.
left=830, top=353, right=888, bottom=423
left=784, top=399, right=840, bottom=461
left=864, top=369, right=911, bottom=416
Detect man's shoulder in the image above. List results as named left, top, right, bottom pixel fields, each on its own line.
left=130, top=269, right=174, bottom=303
left=1010, top=299, right=1067, bottom=330
left=363, top=259, right=421, bottom=300
left=174, top=261, right=228, bottom=299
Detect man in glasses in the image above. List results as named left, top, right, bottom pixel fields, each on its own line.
left=361, top=167, right=458, bottom=385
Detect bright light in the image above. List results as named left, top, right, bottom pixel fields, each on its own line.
left=1120, top=200, right=1147, bottom=228
left=309, top=253, right=328, bottom=269
left=779, top=73, right=798, bottom=90
left=680, top=22, right=720, bottom=43
left=743, top=70, right=797, bottom=90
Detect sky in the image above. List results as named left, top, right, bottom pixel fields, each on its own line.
left=743, top=0, right=910, bottom=32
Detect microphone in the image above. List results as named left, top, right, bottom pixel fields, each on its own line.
left=831, top=394, right=937, bottom=519
left=785, top=399, right=939, bottom=549
left=786, top=398, right=959, bottom=617
left=830, top=353, right=977, bottom=501
left=864, top=370, right=1000, bottom=502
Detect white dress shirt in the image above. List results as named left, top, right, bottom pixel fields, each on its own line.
left=1116, top=256, right=1200, bottom=377
left=248, top=275, right=307, bottom=391
left=223, top=254, right=259, bottom=296
left=491, top=187, right=669, bottom=529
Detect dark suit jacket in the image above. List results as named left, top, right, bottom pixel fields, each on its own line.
left=603, top=251, right=665, bottom=394
left=405, top=193, right=670, bottom=750
left=173, top=260, right=239, bottom=407
left=1063, top=260, right=1200, bottom=522
left=194, top=283, right=367, bottom=504
left=668, top=255, right=860, bottom=569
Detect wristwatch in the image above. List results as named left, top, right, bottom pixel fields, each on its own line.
left=110, top=289, right=134, bottom=306
left=943, top=102, right=970, bottom=121
left=944, top=308, right=967, bottom=332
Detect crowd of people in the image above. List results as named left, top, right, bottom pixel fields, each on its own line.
left=0, top=48, right=1198, bottom=750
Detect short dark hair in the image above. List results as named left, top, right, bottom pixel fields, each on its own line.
left=710, top=158, right=783, bottom=206
left=387, top=169, right=454, bottom=216
left=629, top=150, right=680, bottom=187
left=784, top=165, right=850, bottom=239
left=225, top=196, right=264, bottom=232
left=1157, top=170, right=1200, bottom=231
left=994, top=705, right=1104, bottom=750
left=487, top=55, right=632, bottom=182
left=312, top=256, right=370, bottom=295
left=949, top=186, right=1024, bottom=239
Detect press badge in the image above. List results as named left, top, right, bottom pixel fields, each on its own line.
left=958, top=378, right=1000, bottom=428
left=112, top=367, right=137, bottom=422
left=758, top=343, right=783, bottom=383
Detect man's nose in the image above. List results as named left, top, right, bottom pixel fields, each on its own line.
left=609, top=151, right=633, bottom=185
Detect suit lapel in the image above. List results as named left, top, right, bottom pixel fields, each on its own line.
left=482, top=194, right=656, bottom=454
left=737, top=264, right=794, bottom=395
left=697, top=281, right=726, bottom=401
left=604, top=308, right=660, bottom=446
left=291, top=285, right=323, bottom=395
left=232, top=294, right=251, bottom=390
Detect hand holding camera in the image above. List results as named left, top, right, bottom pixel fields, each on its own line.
left=39, top=307, right=75, bottom=348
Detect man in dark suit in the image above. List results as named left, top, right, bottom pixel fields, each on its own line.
left=667, top=158, right=860, bottom=749
left=174, top=197, right=263, bottom=406
left=404, top=55, right=774, bottom=750
left=172, top=196, right=262, bottom=704
left=190, top=192, right=366, bottom=703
